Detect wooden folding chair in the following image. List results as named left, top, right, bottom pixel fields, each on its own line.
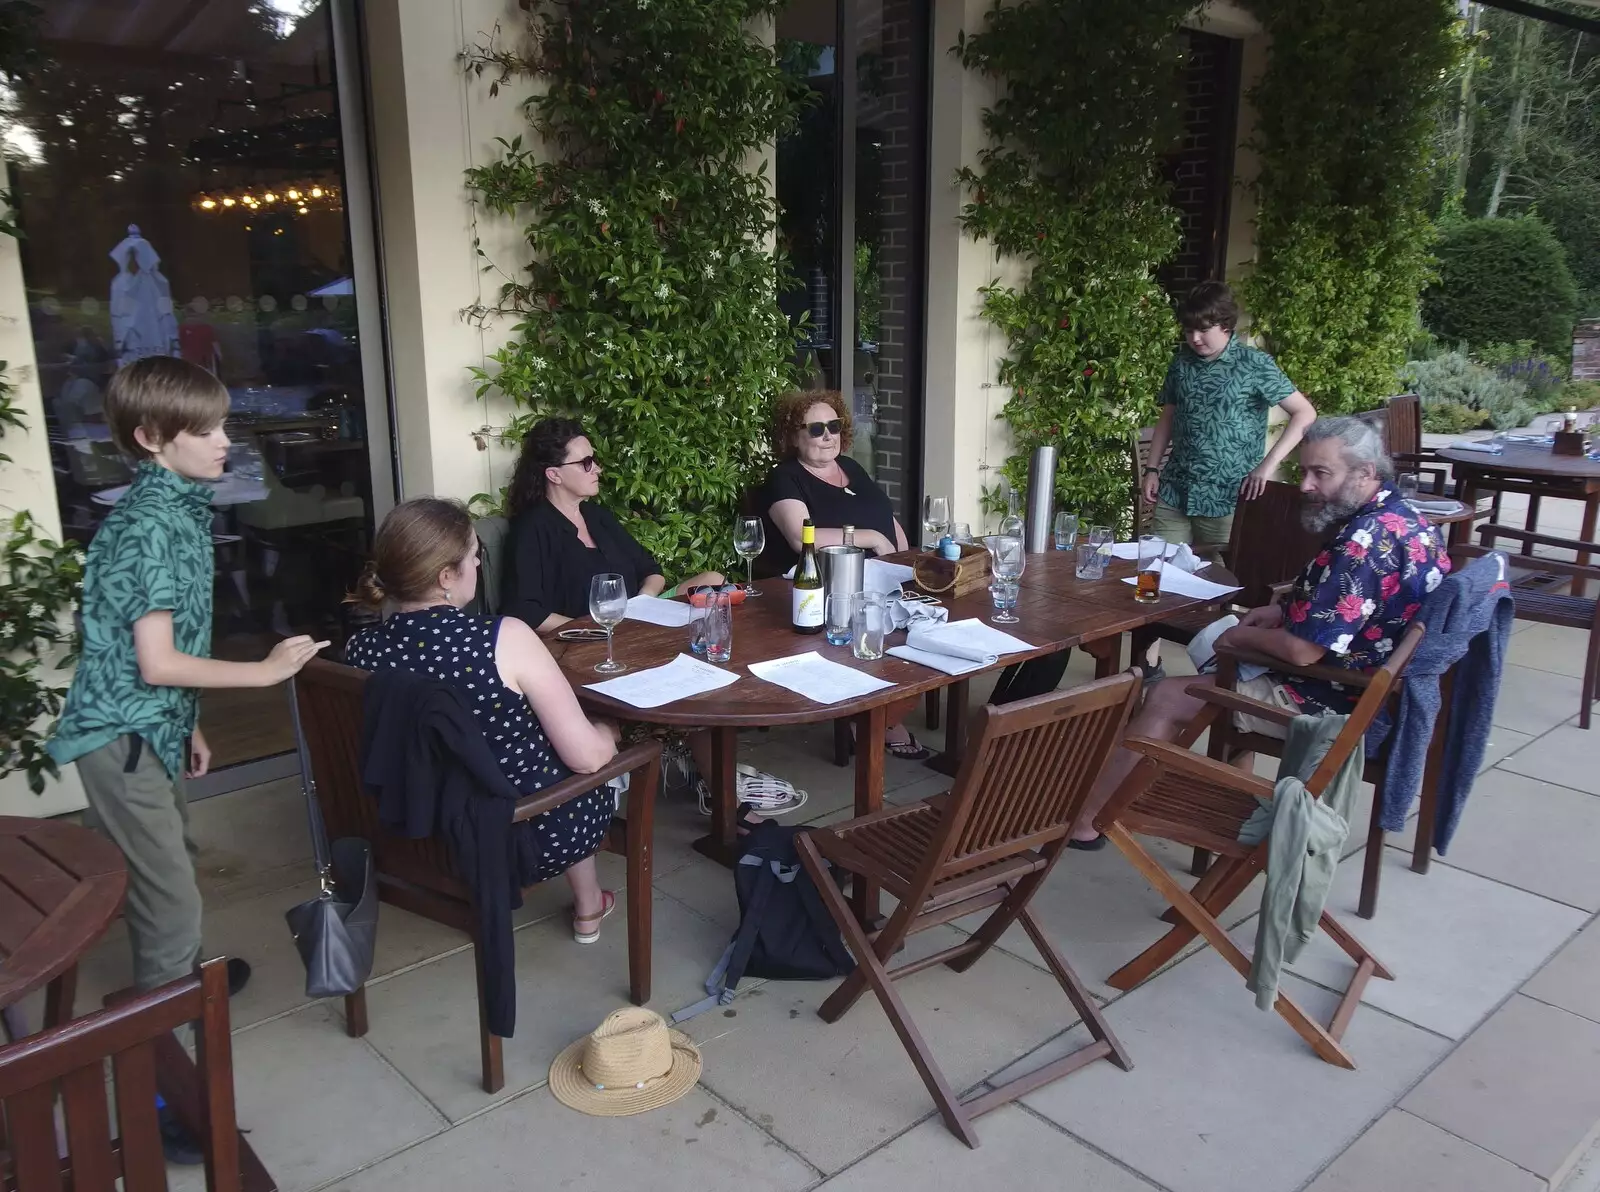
left=291, top=658, right=661, bottom=1094
left=796, top=675, right=1141, bottom=1148
left=1096, top=622, right=1423, bottom=1069
left=0, top=959, right=246, bottom=1192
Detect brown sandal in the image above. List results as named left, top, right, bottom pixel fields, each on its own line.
left=572, top=890, right=616, bottom=944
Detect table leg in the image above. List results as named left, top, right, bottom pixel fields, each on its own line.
left=1523, top=493, right=1542, bottom=556
left=1450, top=475, right=1478, bottom=549
left=850, top=703, right=887, bottom=926
left=691, top=726, right=740, bottom=866
left=1577, top=495, right=1597, bottom=599
left=927, top=679, right=970, bottom=777
left=43, top=965, right=77, bottom=1029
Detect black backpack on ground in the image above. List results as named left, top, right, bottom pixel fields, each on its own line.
left=674, top=819, right=856, bottom=1021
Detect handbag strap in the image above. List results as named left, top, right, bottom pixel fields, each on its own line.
left=286, top=677, right=335, bottom=891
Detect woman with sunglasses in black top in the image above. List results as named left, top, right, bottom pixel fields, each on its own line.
left=501, top=417, right=726, bottom=632
left=758, top=392, right=928, bottom=760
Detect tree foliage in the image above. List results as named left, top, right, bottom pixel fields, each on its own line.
left=956, top=0, right=1188, bottom=529
left=464, top=1, right=804, bottom=576
left=1240, top=0, right=1461, bottom=415
left=1424, top=216, right=1578, bottom=354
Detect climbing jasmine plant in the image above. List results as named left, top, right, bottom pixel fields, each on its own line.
left=1239, top=0, right=1460, bottom=415
left=464, top=0, right=804, bottom=575
left=957, top=0, right=1189, bottom=529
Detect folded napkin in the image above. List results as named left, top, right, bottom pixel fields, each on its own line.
left=905, top=621, right=997, bottom=665
left=889, top=598, right=949, bottom=633
left=1167, top=543, right=1208, bottom=574
left=885, top=644, right=984, bottom=676
left=1450, top=440, right=1504, bottom=454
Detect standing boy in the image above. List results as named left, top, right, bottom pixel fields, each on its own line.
left=48, top=357, right=327, bottom=1004
left=1144, top=281, right=1316, bottom=550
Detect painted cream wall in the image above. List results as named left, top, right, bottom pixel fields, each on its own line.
left=363, top=0, right=534, bottom=505
left=0, top=224, right=89, bottom=817
left=922, top=0, right=1270, bottom=536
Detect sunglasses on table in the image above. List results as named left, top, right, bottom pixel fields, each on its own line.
left=559, top=454, right=599, bottom=472
left=805, top=420, right=843, bottom=438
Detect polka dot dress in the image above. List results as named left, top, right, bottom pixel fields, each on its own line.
left=346, top=605, right=613, bottom=884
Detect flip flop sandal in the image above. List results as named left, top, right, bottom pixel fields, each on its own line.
left=734, top=764, right=809, bottom=815
left=884, top=732, right=932, bottom=761
left=572, top=889, right=617, bottom=944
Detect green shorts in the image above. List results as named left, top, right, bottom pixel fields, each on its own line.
left=1150, top=501, right=1233, bottom=549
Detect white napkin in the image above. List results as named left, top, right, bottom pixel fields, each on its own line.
left=905, top=622, right=997, bottom=665
left=1166, top=543, right=1208, bottom=574
left=889, top=598, right=948, bottom=632
left=1450, top=440, right=1504, bottom=454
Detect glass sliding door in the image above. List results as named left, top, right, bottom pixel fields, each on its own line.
left=9, top=0, right=388, bottom=792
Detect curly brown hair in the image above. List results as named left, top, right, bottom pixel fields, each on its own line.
left=772, top=390, right=853, bottom=459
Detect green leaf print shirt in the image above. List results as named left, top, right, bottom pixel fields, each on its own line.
left=1156, top=335, right=1297, bottom=518
left=48, top=462, right=215, bottom=781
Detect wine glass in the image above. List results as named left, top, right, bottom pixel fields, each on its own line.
left=923, top=494, right=949, bottom=548
left=988, top=534, right=1025, bottom=624
left=734, top=516, right=765, bottom=596
left=589, top=573, right=629, bottom=674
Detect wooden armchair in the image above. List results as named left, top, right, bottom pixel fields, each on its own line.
left=0, top=959, right=245, bottom=1192
left=1467, top=525, right=1598, bottom=728
left=290, top=658, right=661, bottom=1094
left=797, top=675, right=1141, bottom=1148
left=1096, top=623, right=1424, bottom=1067
left=1383, top=394, right=1450, bottom=496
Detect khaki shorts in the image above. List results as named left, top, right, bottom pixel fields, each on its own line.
left=1234, top=674, right=1297, bottom=740
left=1150, top=501, right=1233, bottom=549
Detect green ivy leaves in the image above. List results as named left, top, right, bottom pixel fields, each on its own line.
left=464, top=1, right=804, bottom=575
left=956, top=0, right=1189, bottom=528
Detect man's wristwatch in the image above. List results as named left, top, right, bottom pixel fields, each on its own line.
left=1142, top=466, right=1160, bottom=475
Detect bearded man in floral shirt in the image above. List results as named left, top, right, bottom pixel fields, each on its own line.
left=1069, top=415, right=1449, bottom=847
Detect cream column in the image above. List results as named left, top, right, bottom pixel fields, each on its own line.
left=363, top=0, right=536, bottom=504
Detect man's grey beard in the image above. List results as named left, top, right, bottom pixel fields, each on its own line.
left=1300, top=482, right=1371, bottom=533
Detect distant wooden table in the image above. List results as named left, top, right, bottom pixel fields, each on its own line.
left=553, top=551, right=1239, bottom=895
left=1438, top=441, right=1600, bottom=595
left=0, top=817, right=126, bottom=1041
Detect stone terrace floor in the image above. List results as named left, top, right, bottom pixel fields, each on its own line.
left=22, top=490, right=1600, bottom=1192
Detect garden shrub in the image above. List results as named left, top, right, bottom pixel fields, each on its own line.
left=1420, top=401, right=1490, bottom=434
left=1423, top=217, right=1579, bottom=357
left=1401, top=350, right=1535, bottom=430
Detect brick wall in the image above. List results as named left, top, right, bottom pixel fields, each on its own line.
left=1158, top=29, right=1238, bottom=299
left=1575, top=320, right=1600, bottom=383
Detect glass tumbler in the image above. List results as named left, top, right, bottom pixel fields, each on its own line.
left=850, top=591, right=887, bottom=660
left=826, top=592, right=854, bottom=647
left=704, top=591, right=733, bottom=663
left=1135, top=534, right=1166, bottom=604
left=1075, top=541, right=1107, bottom=581
left=1053, top=512, right=1079, bottom=551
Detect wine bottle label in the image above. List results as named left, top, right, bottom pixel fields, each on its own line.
left=792, top=586, right=824, bottom=628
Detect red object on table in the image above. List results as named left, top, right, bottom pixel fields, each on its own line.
left=0, top=816, right=126, bottom=1039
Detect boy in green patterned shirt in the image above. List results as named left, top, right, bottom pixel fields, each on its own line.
left=48, top=358, right=327, bottom=1006
left=1144, top=282, right=1316, bottom=548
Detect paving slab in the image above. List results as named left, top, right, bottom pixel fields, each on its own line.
left=1522, top=915, right=1600, bottom=1025
left=816, top=1103, right=1158, bottom=1192
left=1430, top=768, right=1600, bottom=911
left=1504, top=622, right=1596, bottom=682
left=681, top=923, right=1090, bottom=1174
left=1005, top=948, right=1450, bottom=1192
left=170, top=1003, right=444, bottom=1192
left=1304, top=1109, right=1546, bottom=1192
left=359, top=891, right=731, bottom=1122
left=332, top=1081, right=818, bottom=1192
left=1403, top=994, right=1600, bottom=1186
left=1259, top=845, right=1586, bottom=1039
left=1499, top=725, right=1600, bottom=797
left=1490, top=665, right=1592, bottom=737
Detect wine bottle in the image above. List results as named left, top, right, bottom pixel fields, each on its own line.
left=792, top=519, right=824, bottom=634
left=842, top=524, right=856, bottom=548
left=998, top=488, right=1025, bottom=538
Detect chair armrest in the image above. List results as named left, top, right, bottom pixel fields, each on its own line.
left=1188, top=683, right=1298, bottom=729
left=510, top=739, right=663, bottom=823
left=1477, top=524, right=1600, bottom=558
left=1213, top=641, right=1375, bottom=689
left=1121, top=736, right=1276, bottom=801
left=1456, top=543, right=1600, bottom=586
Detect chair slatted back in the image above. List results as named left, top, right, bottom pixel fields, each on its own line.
left=1133, top=427, right=1173, bottom=535
left=924, top=675, right=1139, bottom=880
left=1384, top=394, right=1423, bottom=458
left=1225, top=482, right=1326, bottom=608
left=291, top=658, right=461, bottom=892
left=0, top=961, right=239, bottom=1192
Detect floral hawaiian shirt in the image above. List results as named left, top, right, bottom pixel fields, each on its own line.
left=1279, top=487, right=1451, bottom=715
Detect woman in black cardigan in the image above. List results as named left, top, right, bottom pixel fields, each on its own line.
left=500, top=417, right=724, bottom=631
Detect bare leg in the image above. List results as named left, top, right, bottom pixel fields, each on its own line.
left=1072, top=675, right=1218, bottom=841
left=566, top=855, right=606, bottom=922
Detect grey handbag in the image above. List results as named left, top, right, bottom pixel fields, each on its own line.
left=285, top=681, right=379, bottom=998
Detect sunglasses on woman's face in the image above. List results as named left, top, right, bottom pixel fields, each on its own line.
left=560, top=454, right=599, bottom=472
left=805, top=419, right=843, bottom=438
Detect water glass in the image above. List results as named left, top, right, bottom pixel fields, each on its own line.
left=1053, top=512, right=1079, bottom=551
left=850, top=591, right=887, bottom=660
left=589, top=573, right=629, bottom=674
left=825, top=592, right=854, bottom=647
left=987, top=536, right=1025, bottom=624
left=687, top=605, right=708, bottom=656
left=734, top=515, right=765, bottom=597
left=703, top=591, right=733, bottom=664
left=1397, top=472, right=1419, bottom=504
left=989, top=579, right=1020, bottom=623
left=949, top=522, right=972, bottom=544
left=1135, top=534, right=1166, bottom=604
left=1075, top=541, right=1107, bottom=581
left=922, top=494, right=950, bottom=548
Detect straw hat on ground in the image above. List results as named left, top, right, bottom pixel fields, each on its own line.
left=549, top=1007, right=702, bottom=1116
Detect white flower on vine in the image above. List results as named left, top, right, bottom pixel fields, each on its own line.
left=28, top=603, right=44, bottom=618
left=587, top=199, right=607, bottom=217
left=703, top=263, right=716, bottom=278
left=657, top=187, right=672, bottom=202
left=530, top=357, right=547, bottom=370
left=589, top=290, right=599, bottom=301
left=655, top=283, right=670, bottom=299
left=707, top=248, right=722, bottom=261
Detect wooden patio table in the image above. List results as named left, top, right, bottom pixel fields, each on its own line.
left=553, top=550, right=1238, bottom=917
left=1437, top=440, right=1600, bottom=595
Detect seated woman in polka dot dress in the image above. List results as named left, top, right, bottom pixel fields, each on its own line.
left=346, top=498, right=622, bottom=944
